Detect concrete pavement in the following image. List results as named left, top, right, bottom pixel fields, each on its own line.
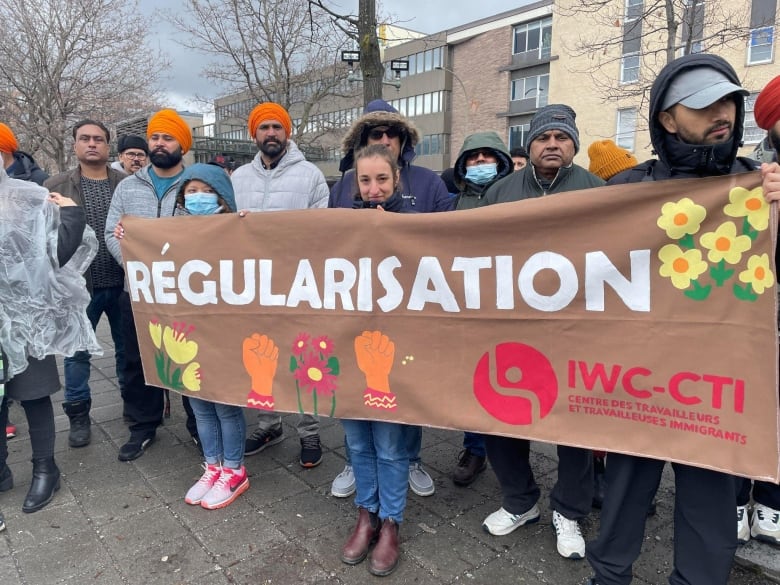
left=0, top=322, right=777, bottom=585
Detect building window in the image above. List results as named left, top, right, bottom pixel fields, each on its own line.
left=620, top=54, right=640, bottom=83
left=509, top=124, right=530, bottom=150
left=744, top=93, right=764, bottom=144
left=748, top=27, right=774, bottom=64
left=510, top=74, right=550, bottom=107
left=513, top=17, right=552, bottom=59
left=616, top=108, right=637, bottom=151
left=680, top=0, right=705, bottom=55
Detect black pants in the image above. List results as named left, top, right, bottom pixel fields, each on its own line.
left=485, top=434, right=593, bottom=520
left=119, top=292, right=163, bottom=435
left=586, top=453, right=736, bottom=585
left=736, top=476, right=780, bottom=509
left=1, top=395, right=55, bottom=464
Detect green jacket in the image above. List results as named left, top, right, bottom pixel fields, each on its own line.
left=453, top=131, right=513, bottom=210
left=481, top=162, right=605, bottom=206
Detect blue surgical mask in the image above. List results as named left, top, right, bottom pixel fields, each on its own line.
left=465, top=163, right=498, bottom=185
left=184, top=193, right=221, bottom=215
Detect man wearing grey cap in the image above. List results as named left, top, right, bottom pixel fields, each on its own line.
left=478, top=104, right=604, bottom=561
left=584, top=53, right=757, bottom=585
left=482, top=103, right=605, bottom=205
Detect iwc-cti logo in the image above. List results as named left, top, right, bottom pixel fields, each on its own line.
left=473, top=342, right=558, bottom=425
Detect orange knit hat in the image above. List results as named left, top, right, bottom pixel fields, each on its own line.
left=0, top=122, right=19, bottom=154
left=588, top=139, right=638, bottom=180
left=147, top=109, right=193, bottom=154
left=754, top=75, right=780, bottom=131
left=248, top=102, right=292, bottom=138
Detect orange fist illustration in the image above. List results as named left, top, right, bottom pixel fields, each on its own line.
left=243, top=333, right=279, bottom=410
left=354, top=330, right=394, bottom=394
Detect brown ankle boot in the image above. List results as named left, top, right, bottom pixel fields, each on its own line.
left=341, top=507, right=379, bottom=565
left=368, top=518, right=400, bottom=576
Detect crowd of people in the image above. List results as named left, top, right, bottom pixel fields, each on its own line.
left=1, top=52, right=780, bottom=583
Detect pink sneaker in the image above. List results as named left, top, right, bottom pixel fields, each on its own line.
left=200, top=466, right=249, bottom=510
left=5, top=424, right=16, bottom=439
left=184, top=463, right=221, bottom=505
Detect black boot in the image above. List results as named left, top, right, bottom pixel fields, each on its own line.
left=0, top=463, right=12, bottom=492
left=62, top=399, right=91, bottom=448
left=22, top=457, right=60, bottom=513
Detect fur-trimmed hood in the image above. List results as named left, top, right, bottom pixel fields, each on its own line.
left=338, top=99, right=421, bottom=172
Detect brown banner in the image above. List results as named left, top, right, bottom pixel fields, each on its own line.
left=120, top=172, right=779, bottom=481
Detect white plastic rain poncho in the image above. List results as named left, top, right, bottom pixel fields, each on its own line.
left=0, top=167, right=102, bottom=381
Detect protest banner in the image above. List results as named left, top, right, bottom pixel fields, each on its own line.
left=120, top=171, right=779, bottom=481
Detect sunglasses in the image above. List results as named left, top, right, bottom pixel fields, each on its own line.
left=368, top=126, right=403, bottom=140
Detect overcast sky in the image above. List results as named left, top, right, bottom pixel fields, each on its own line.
left=139, top=0, right=528, bottom=114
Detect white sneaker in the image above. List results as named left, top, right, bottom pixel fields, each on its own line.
left=200, top=466, right=249, bottom=510
left=331, top=465, right=356, bottom=498
left=552, top=510, right=585, bottom=559
left=751, top=503, right=780, bottom=545
left=184, top=463, right=221, bottom=505
left=482, top=504, right=540, bottom=536
left=737, top=505, right=750, bottom=544
left=409, top=462, right=435, bottom=496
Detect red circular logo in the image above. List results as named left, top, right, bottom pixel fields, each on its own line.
left=473, top=342, right=558, bottom=425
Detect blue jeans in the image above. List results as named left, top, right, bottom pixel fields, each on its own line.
left=64, top=286, right=125, bottom=402
left=189, top=397, right=246, bottom=468
left=342, top=419, right=409, bottom=523
left=343, top=423, right=422, bottom=466
left=463, top=432, right=486, bottom=457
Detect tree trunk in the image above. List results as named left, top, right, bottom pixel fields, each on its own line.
left=358, top=0, right=383, bottom=105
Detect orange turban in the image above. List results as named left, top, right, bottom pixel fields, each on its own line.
left=0, top=123, right=19, bottom=154
left=248, top=102, right=292, bottom=138
left=147, top=109, right=193, bottom=154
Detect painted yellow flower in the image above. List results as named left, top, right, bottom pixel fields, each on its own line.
left=162, top=323, right=199, bottom=365
left=724, top=186, right=769, bottom=231
left=658, top=244, right=708, bottom=289
left=699, top=222, right=752, bottom=264
left=182, top=362, right=202, bottom=391
left=149, top=320, right=162, bottom=349
left=657, top=198, right=706, bottom=239
left=739, top=253, right=775, bottom=294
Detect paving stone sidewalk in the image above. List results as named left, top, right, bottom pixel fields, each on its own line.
left=0, top=323, right=777, bottom=585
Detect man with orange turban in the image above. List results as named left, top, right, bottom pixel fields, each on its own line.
left=232, top=102, right=329, bottom=468
left=750, top=75, right=780, bottom=164
left=0, top=122, right=48, bottom=186
left=104, top=108, right=200, bottom=462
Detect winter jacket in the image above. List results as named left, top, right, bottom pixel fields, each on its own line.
left=329, top=99, right=453, bottom=212
left=610, top=53, right=756, bottom=184
left=6, top=151, right=48, bottom=185
left=44, top=165, right=127, bottom=293
left=352, top=190, right=412, bottom=213
left=105, top=165, right=182, bottom=267
left=231, top=140, right=328, bottom=212
left=749, top=135, right=778, bottom=164
left=481, top=162, right=605, bottom=205
left=453, top=132, right=513, bottom=210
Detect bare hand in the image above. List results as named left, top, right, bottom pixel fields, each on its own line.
left=48, top=192, right=76, bottom=207
left=113, top=222, right=125, bottom=240
left=761, top=162, right=780, bottom=203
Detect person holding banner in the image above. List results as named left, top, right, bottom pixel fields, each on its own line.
left=340, top=144, right=414, bottom=577
left=584, top=53, right=757, bottom=585
left=479, top=104, right=602, bottom=560
left=735, top=74, right=780, bottom=548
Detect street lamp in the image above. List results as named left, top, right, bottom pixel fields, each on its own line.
left=435, top=65, right=471, bottom=132
left=340, top=50, right=407, bottom=90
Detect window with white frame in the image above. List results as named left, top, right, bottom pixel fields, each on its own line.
left=621, top=0, right=642, bottom=83
left=509, top=124, right=530, bottom=150
left=743, top=93, right=764, bottom=144
left=510, top=74, right=550, bottom=107
left=621, top=54, right=640, bottom=83
left=616, top=108, right=637, bottom=151
left=512, top=17, right=552, bottom=59
left=748, top=27, right=774, bottom=64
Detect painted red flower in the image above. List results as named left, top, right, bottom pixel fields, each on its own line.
left=312, top=335, right=334, bottom=357
left=291, top=332, right=310, bottom=356
left=293, top=351, right=337, bottom=396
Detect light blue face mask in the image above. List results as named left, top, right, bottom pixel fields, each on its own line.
left=465, top=162, right=498, bottom=185
left=184, top=193, right=221, bottom=215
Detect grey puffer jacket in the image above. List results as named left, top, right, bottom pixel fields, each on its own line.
left=231, top=140, right=329, bottom=212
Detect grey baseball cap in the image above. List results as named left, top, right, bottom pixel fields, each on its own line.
left=661, top=67, right=748, bottom=110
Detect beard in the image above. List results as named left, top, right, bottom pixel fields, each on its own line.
left=150, top=147, right=183, bottom=169
left=257, top=136, right=287, bottom=159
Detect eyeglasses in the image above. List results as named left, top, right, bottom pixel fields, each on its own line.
left=122, top=151, right=147, bottom=159
left=368, top=126, right=402, bottom=141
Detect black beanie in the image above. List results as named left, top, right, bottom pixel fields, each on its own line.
left=118, top=134, right=148, bottom=154
left=526, top=104, right=580, bottom=153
